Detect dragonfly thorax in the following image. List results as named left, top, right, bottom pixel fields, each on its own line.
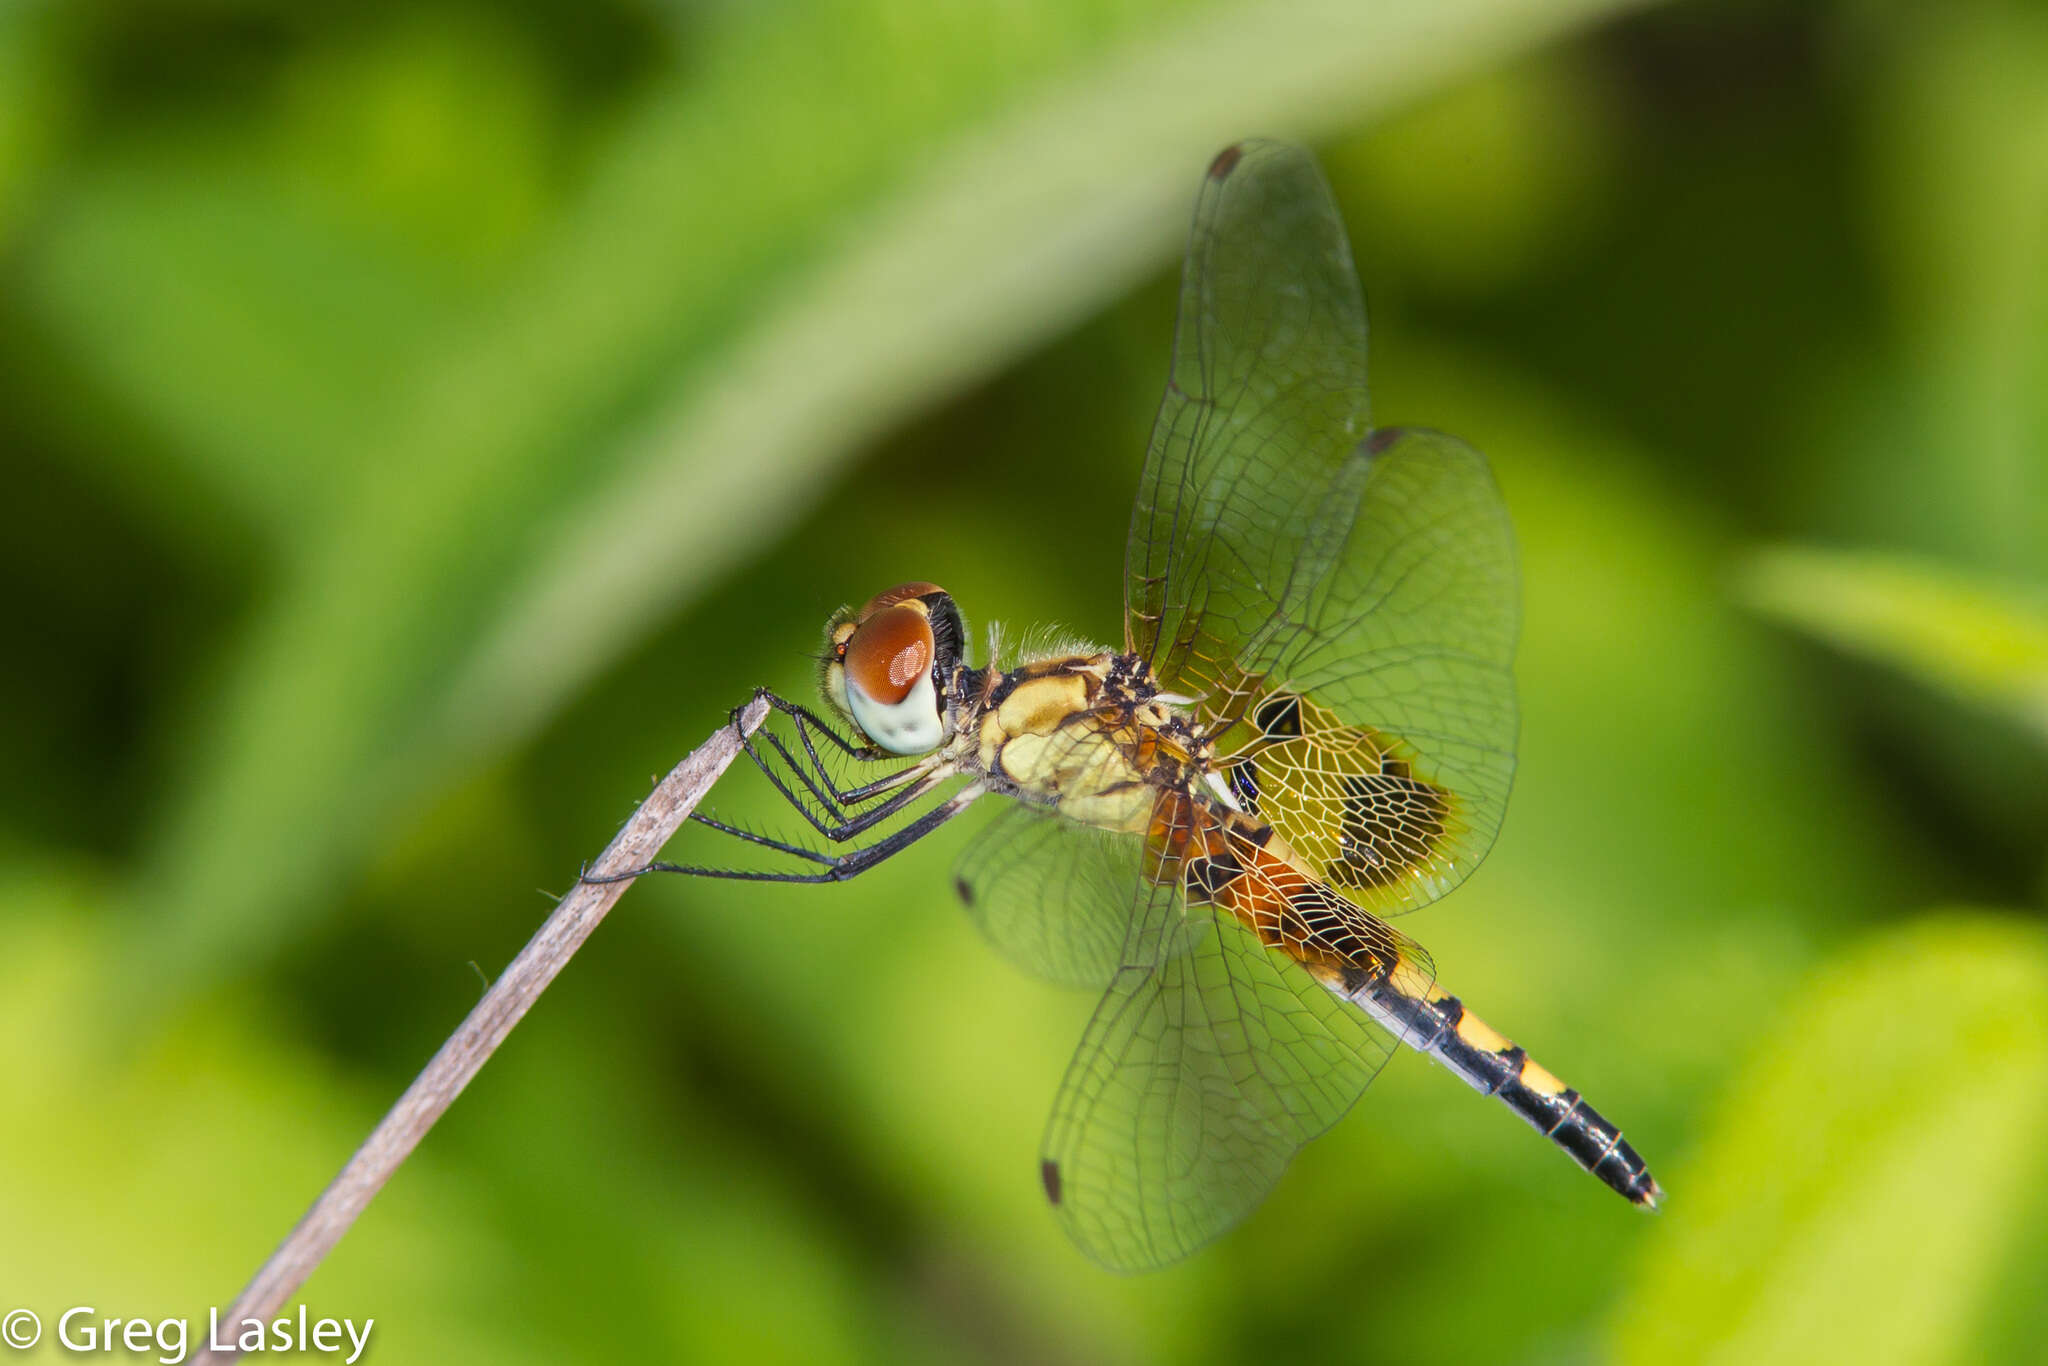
left=970, top=649, right=1212, bottom=834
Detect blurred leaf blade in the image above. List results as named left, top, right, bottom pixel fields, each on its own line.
left=28, top=145, right=465, bottom=533
left=113, top=0, right=1656, bottom=999
left=19, top=8, right=566, bottom=539
left=1738, top=544, right=2048, bottom=744
left=1611, top=913, right=2048, bottom=1366
left=1858, top=5, right=2048, bottom=578
left=0, top=3, right=74, bottom=247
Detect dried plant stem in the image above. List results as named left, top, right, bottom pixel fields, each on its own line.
left=193, top=696, right=768, bottom=1362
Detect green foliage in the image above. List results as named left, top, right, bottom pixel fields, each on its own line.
left=1740, top=546, right=2048, bottom=745
left=4, top=0, right=2046, bottom=1363
left=1612, top=916, right=2048, bottom=1366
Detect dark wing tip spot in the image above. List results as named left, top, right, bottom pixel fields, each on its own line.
left=1040, top=1158, right=1064, bottom=1205
left=1367, top=426, right=1407, bottom=454
left=953, top=875, right=974, bottom=907
left=1207, top=143, right=1245, bottom=179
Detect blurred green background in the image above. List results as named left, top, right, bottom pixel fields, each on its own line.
left=5, top=0, right=2047, bottom=1362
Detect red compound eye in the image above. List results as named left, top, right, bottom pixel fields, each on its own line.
left=859, top=581, right=947, bottom=618
left=843, top=604, right=933, bottom=705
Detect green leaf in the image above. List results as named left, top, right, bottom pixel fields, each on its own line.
left=1611, top=914, right=2048, bottom=1366
left=1737, top=544, right=2048, bottom=745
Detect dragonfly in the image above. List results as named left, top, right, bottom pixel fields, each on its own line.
left=589, top=139, right=1661, bottom=1271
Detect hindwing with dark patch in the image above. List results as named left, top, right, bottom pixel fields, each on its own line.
left=1217, top=691, right=1460, bottom=916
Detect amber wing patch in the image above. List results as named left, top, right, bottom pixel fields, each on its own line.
left=1218, top=691, right=1462, bottom=915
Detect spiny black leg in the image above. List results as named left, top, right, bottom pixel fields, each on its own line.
left=742, top=728, right=854, bottom=825
left=757, top=691, right=875, bottom=760
left=780, top=701, right=905, bottom=797
left=742, top=728, right=933, bottom=838
left=584, top=785, right=982, bottom=886
left=813, top=771, right=948, bottom=840
left=756, top=688, right=937, bottom=808
left=750, top=702, right=923, bottom=810
left=734, top=761, right=941, bottom=845
left=577, top=685, right=949, bottom=889
left=729, top=690, right=919, bottom=826
left=749, top=724, right=914, bottom=820
left=578, top=792, right=929, bottom=880
left=686, top=812, right=836, bottom=865
left=748, top=689, right=889, bottom=775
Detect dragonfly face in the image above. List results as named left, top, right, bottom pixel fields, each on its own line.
left=820, top=582, right=967, bottom=756
left=596, top=139, right=1661, bottom=1271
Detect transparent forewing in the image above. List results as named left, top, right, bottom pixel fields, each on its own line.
left=1040, top=819, right=1433, bottom=1271
left=1239, top=428, right=1519, bottom=916
left=1127, top=140, right=1371, bottom=710
left=953, top=800, right=1144, bottom=990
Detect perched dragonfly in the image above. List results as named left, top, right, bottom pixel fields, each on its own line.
left=591, top=139, right=1660, bottom=1270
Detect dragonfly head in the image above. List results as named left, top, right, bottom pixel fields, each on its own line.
left=820, top=582, right=967, bottom=755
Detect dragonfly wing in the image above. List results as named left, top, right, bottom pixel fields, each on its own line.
left=1040, top=827, right=1432, bottom=1271
left=1233, top=428, right=1519, bottom=916
left=953, top=801, right=1143, bottom=990
left=1127, top=140, right=1371, bottom=712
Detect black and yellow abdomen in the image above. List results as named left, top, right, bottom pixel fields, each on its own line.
left=1341, top=968, right=1663, bottom=1208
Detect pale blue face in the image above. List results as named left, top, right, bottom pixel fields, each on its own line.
left=847, top=662, right=946, bottom=755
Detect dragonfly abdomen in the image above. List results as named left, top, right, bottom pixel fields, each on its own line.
left=1339, top=970, right=1663, bottom=1210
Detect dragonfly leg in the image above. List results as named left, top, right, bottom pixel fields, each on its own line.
left=740, top=690, right=924, bottom=828
left=697, top=760, right=944, bottom=850
left=754, top=689, right=916, bottom=801
left=775, top=700, right=935, bottom=800
left=747, top=723, right=915, bottom=821
left=584, top=783, right=983, bottom=885
left=743, top=726, right=936, bottom=838
left=754, top=690, right=871, bottom=759
left=712, top=688, right=921, bottom=827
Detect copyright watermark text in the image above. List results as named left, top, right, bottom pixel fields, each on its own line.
left=0, top=1306, right=373, bottom=1364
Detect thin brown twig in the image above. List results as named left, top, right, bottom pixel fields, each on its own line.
left=192, top=695, right=769, bottom=1363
